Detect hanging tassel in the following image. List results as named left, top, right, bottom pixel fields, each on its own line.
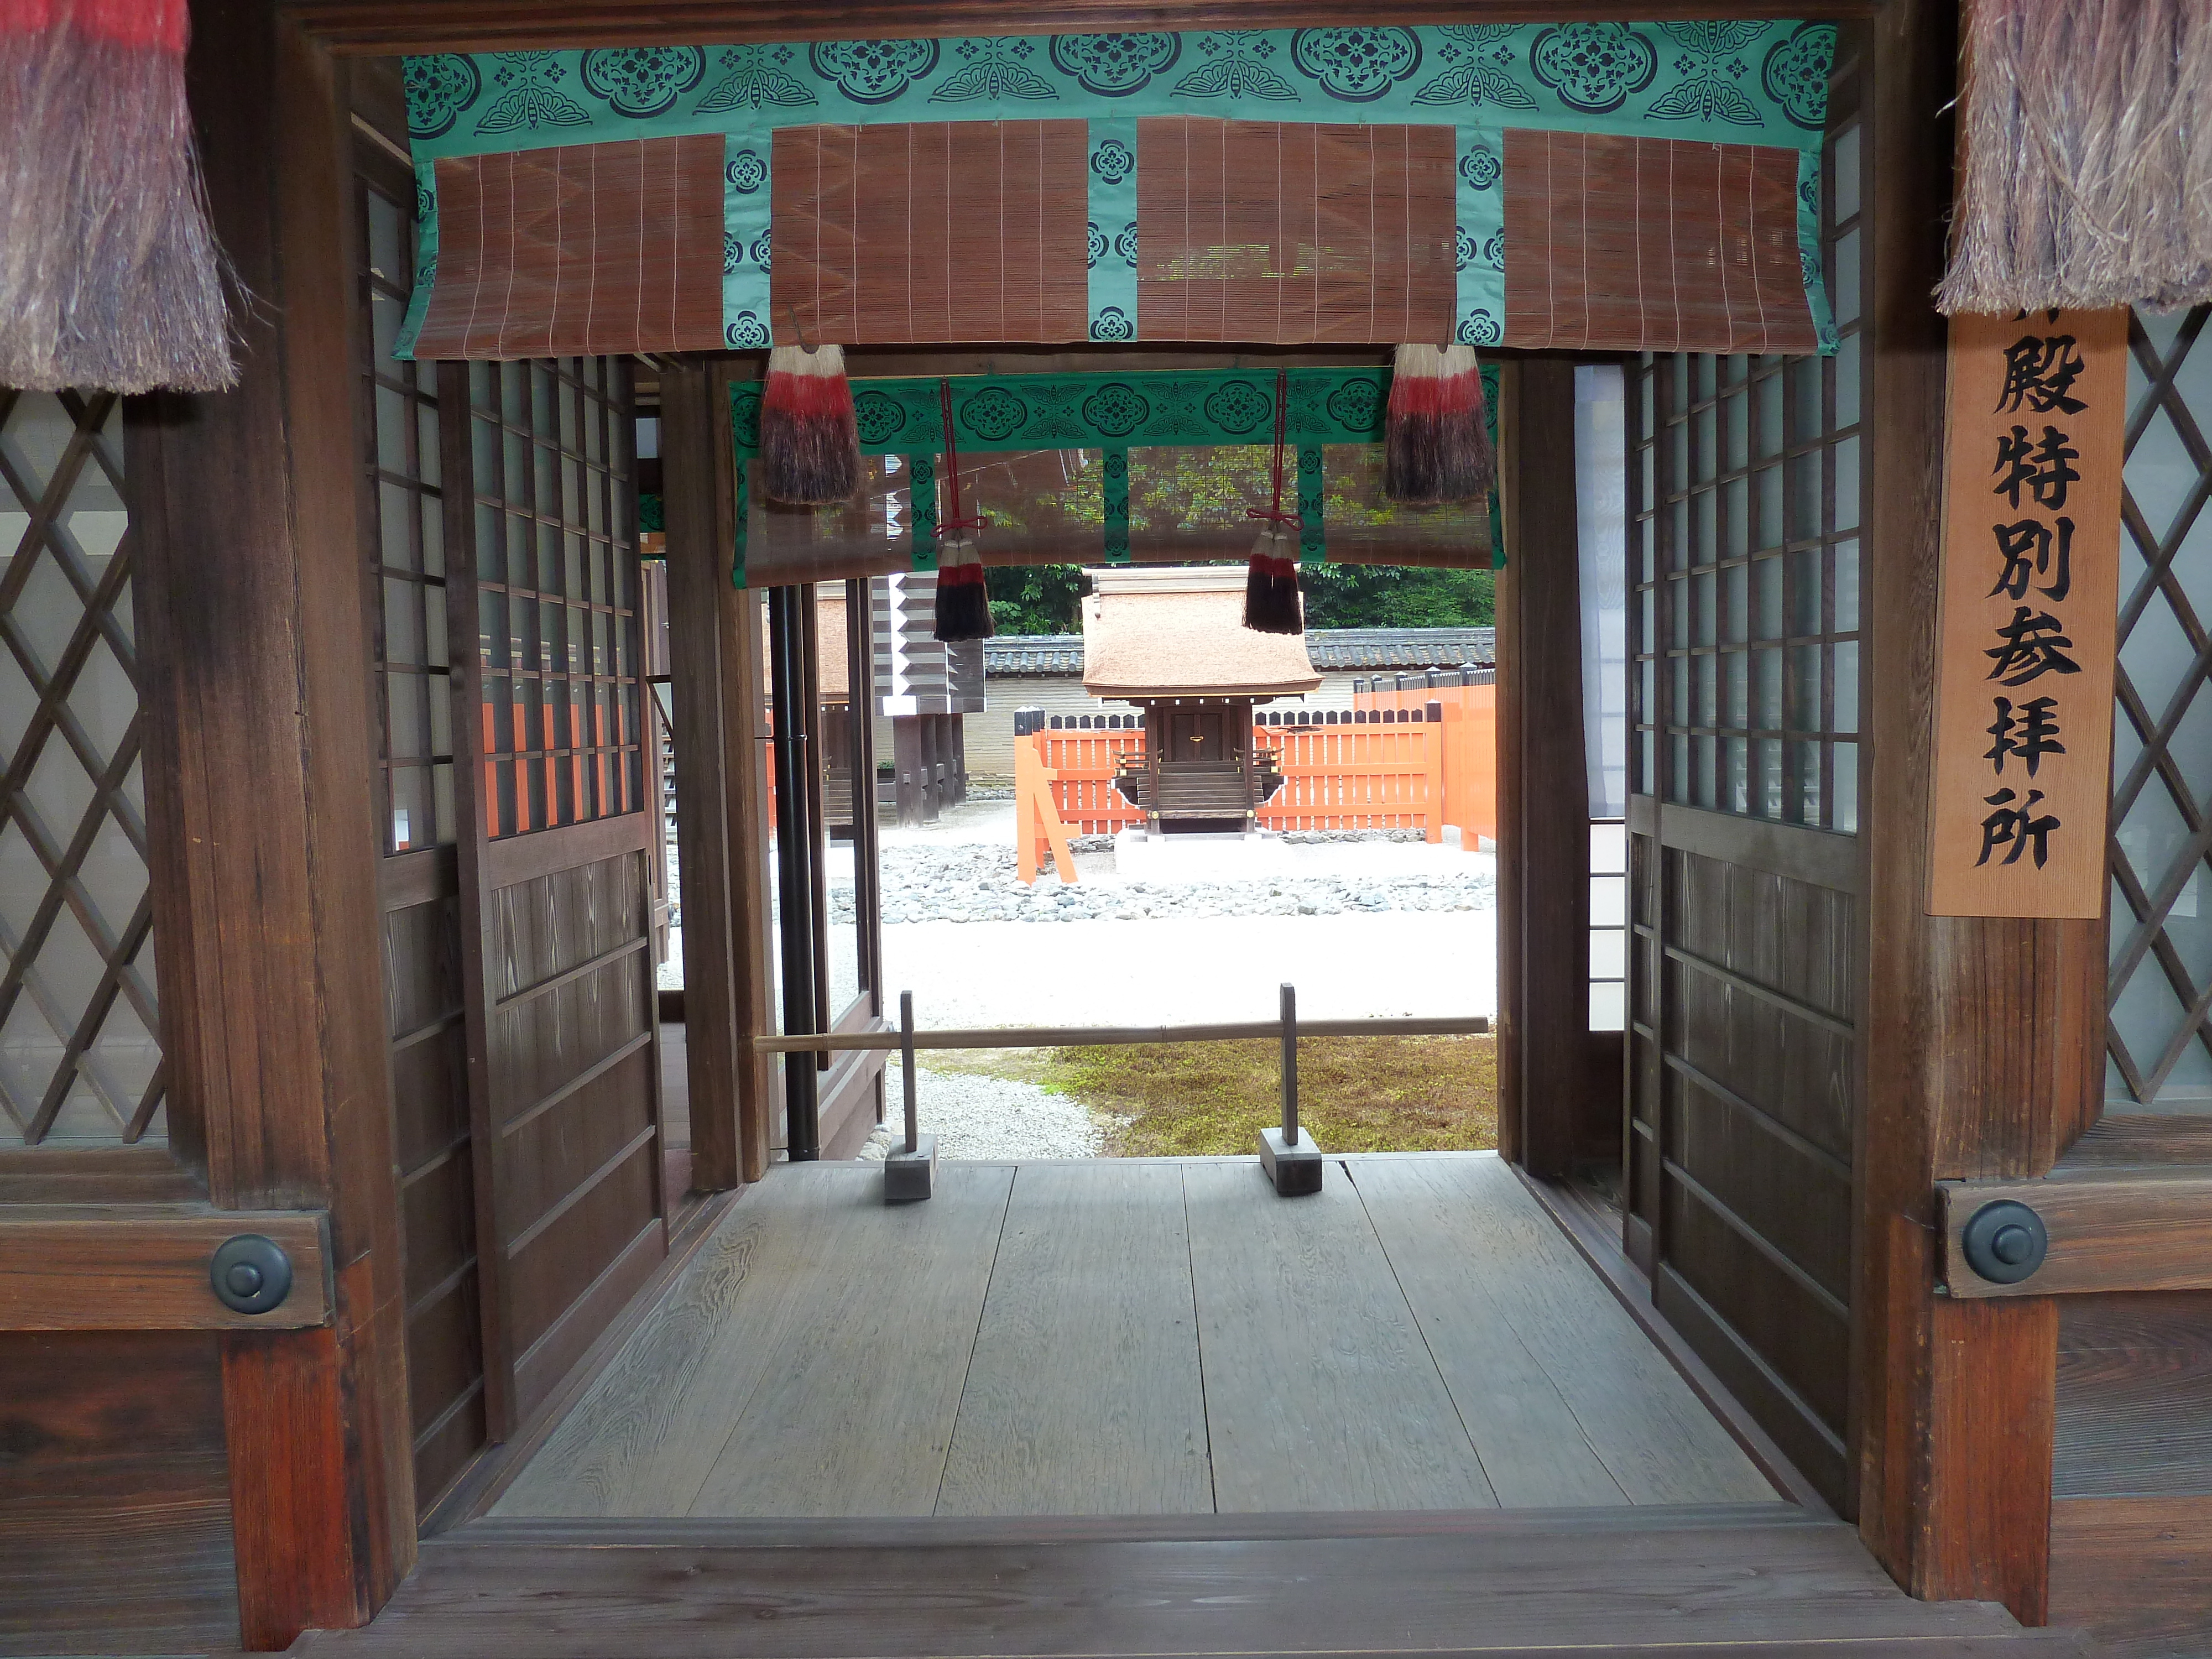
left=930, top=378, right=993, bottom=642
left=1243, top=526, right=1303, bottom=635
left=759, top=342, right=860, bottom=504
left=1384, top=345, right=1493, bottom=505
left=1243, top=368, right=1305, bottom=635
left=932, top=533, right=995, bottom=643
left=0, top=0, right=236, bottom=392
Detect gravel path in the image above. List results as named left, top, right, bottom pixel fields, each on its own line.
left=856, top=1065, right=1105, bottom=1161
left=846, top=841, right=1495, bottom=925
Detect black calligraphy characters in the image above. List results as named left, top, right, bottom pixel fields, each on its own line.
left=1977, top=787, right=2062, bottom=869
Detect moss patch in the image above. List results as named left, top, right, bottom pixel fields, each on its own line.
left=1049, top=1035, right=1497, bottom=1157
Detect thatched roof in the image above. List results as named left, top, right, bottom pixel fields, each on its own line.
left=1081, top=567, right=1321, bottom=701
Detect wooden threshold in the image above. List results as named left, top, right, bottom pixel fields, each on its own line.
left=294, top=1505, right=2080, bottom=1658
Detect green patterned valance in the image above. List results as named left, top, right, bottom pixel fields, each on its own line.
left=729, top=366, right=1392, bottom=457
left=398, top=24, right=1837, bottom=358
left=724, top=362, right=1500, bottom=587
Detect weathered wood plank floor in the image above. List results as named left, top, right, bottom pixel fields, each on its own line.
left=495, top=1153, right=1777, bottom=1519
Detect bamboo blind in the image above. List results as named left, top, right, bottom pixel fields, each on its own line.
left=1502, top=131, right=1817, bottom=355
left=771, top=121, right=1091, bottom=345
left=1135, top=116, right=1455, bottom=345
left=412, top=136, right=726, bottom=360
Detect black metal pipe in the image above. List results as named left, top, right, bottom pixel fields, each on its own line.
left=901, top=989, right=919, bottom=1155
left=1281, top=982, right=1298, bottom=1146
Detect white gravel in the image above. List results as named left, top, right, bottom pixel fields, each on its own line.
left=855, top=1065, right=1106, bottom=1161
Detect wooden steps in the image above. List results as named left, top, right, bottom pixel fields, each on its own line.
left=294, top=1508, right=2085, bottom=1657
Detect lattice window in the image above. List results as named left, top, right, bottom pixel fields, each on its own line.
left=467, top=359, right=643, bottom=838
left=0, top=390, right=162, bottom=1145
left=361, top=160, right=453, bottom=854
left=2109, top=305, right=2212, bottom=1108
left=1627, top=98, right=1864, bottom=831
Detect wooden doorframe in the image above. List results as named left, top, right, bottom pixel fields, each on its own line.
left=123, top=0, right=2094, bottom=1647
left=1494, top=357, right=1614, bottom=1179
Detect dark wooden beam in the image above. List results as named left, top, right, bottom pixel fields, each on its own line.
left=1850, top=0, right=2085, bottom=1626
left=282, top=0, right=1879, bottom=55
left=1496, top=358, right=1594, bottom=1180
left=134, top=3, right=414, bottom=1644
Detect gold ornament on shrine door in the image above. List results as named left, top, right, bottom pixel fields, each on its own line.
left=1927, top=307, right=2126, bottom=919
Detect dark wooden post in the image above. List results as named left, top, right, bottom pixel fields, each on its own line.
left=1496, top=358, right=1595, bottom=1178
left=1851, top=0, right=2088, bottom=1624
left=661, top=361, right=775, bottom=1189
left=133, top=6, right=412, bottom=1645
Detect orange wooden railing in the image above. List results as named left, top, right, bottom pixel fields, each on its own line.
left=1351, top=680, right=1497, bottom=848
left=1251, top=726, right=1439, bottom=838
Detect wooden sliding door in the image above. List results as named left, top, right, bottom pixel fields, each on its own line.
left=1622, top=45, right=1867, bottom=1514
left=445, top=356, right=666, bottom=1432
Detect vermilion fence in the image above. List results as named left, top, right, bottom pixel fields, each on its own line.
left=1015, top=707, right=1499, bottom=880
left=1251, top=726, right=1438, bottom=834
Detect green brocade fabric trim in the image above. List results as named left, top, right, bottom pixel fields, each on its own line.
left=732, top=366, right=1389, bottom=457
left=399, top=24, right=1837, bottom=356
left=727, top=362, right=1503, bottom=586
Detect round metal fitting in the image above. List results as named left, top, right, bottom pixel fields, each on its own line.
left=210, top=1234, right=293, bottom=1315
left=1960, top=1199, right=2048, bottom=1286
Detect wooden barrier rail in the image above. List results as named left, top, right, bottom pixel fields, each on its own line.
left=1252, top=726, right=1439, bottom=838
left=754, top=1013, right=1490, bottom=1052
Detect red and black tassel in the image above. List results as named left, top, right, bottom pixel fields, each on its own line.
left=933, top=534, right=994, bottom=643
left=1243, top=526, right=1302, bottom=635
left=759, top=342, right=860, bottom=505
left=1383, top=344, right=1493, bottom=505
left=930, top=378, right=994, bottom=643
left=1242, top=368, right=1305, bottom=635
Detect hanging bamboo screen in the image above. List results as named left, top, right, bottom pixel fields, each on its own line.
left=1135, top=116, right=1455, bottom=346
left=1504, top=132, right=1818, bottom=356
left=411, top=135, right=727, bottom=360
left=771, top=121, right=1091, bottom=345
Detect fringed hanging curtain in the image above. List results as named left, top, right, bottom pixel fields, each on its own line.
left=1939, top=0, right=2212, bottom=313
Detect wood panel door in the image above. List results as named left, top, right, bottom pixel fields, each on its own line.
left=1621, top=53, right=1867, bottom=1514
left=445, top=357, right=666, bottom=1434
left=1165, top=709, right=1225, bottom=762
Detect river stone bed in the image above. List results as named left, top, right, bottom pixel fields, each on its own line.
left=837, top=839, right=1495, bottom=925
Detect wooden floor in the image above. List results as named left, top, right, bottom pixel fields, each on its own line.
left=493, top=1153, right=1778, bottom=1519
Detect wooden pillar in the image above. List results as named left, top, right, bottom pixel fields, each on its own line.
left=1496, top=359, right=1594, bottom=1178
left=662, top=362, right=775, bottom=1189
left=132, top=4, right=411, bottom=1646
left=1852, top=0, right=2089, bottom=1624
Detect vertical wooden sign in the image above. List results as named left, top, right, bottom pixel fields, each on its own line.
left=1928, top=308, right=2126, bottom=917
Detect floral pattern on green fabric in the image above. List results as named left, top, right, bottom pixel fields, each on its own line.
left=1050, top=34, right=1181, bottom=97
left=1459, top=143, right=1501, bottom=191
left=1173, top=33, right=1298, bottom=101
left=1528, top=24, right=1657, bottom=115
left=935, top=36, right=1060, bottom=103
left=582, top=48, right=707, bottom=118
left=1324, top=378, right=1384, bottom=435
left=476, top=53, right=589, bottom=134
left=1643, top=23, right=1765, bottom=127
left=1762, top=23, right=1835, bottom=130
left=726, top=312, right=770, bottom=351
left=1290, top=28, right=1422, bottom=102
left=1203, top=379, right=1273, bottom=436
left=405, top=54, right=480, bottom=138
left=698, top=45, right=817, bottom=113
left=961, top=387, right=1030, bottom=441
left=1089, top=138, right=1135, bottom=183
left=724, top=149, right=768, bottom=193
left=1089, top=307, right=1135, bottom=342
left=1081, top=383, right=1151, bottom=436
left=1412, top=27, right=1537, bottom=111
left=1458, top=309, right=1502, bottom=347
left=853, top=391, right=910, bottom=446
left=810, top=38, right=940, bottom=104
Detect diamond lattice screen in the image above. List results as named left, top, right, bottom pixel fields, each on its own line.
left=0, top=391, right=161, bottom=1145
left=2110, top=306, right=2212, bottom=1108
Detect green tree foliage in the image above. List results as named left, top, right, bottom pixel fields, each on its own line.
left=985, top=564, right=1089, bottom=634
left=1302, top=564, right=1495, bottom=628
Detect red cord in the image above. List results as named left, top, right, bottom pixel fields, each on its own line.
left=1246, top=368, right=1301, bottom=530
left=939, top=378, right=985, bottom=534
